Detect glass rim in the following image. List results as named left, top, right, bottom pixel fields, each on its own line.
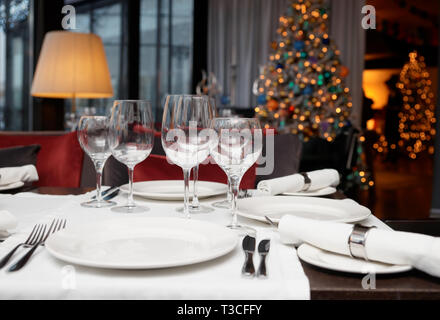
left=113, top=99, right=152, bottom=104
left=164, top=94, right=209, bottom=99
left=212, top=117, right=260, bottom=122
left=78, top=115, right=108, bottom=120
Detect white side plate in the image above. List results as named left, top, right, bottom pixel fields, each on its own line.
left=298, top=243, right=412, bottom=275
left=46, top=217, right=238, bottom=270
left=121, top=180, right=228, bottom=201
left=282, top=187, right=337, bottom=197
left=237, top=196, right=371, bottom=224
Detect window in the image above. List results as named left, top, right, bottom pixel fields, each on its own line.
left=0, top=0, right=30, bottom=131
left=74, top=0, right=126, bottom=114
left=0, top=0, right=195, bottom=130
left=140, top=0, right=194, bottom=120
left=74, top=0, right=194, bottom=120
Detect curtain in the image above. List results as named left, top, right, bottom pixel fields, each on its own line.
left=330, top=0, right=366, bottom=128
left=208, top=0, right=289, bottom=108
left=207, top=0, right=366, bottom=127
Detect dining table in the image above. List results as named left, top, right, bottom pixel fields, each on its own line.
left=1, top=186, right=440, bottom=300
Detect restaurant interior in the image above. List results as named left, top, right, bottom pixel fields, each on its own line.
left=1, top=0, right=440, bottom=301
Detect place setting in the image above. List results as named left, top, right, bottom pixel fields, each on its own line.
left=0, top=95, right=432, bottom=288
left=2, top=0, right=440, bottom=303
left=1, top=85, right=440, bottom=302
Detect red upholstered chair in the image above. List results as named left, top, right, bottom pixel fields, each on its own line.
left=0, top=132, right=84, bottom=188
left=133, top=155, right=257, bottom=189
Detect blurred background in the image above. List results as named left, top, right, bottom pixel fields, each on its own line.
left=0, top=0, right=439, bottom=220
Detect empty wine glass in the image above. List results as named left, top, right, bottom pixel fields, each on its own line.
left=210, top=118, right=263, bottom=233
left=77, top=116, right=116, bottom=208
left=109, top=100, right=154, bottom=213
left=186, top=97, right=217, bottom=214
left=162, top=95, right=213, bottom=218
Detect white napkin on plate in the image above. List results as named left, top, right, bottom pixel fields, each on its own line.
left=0, top=165, right=39, bottom=187
left=0, top=210, right=18, bottom=235
left=257, top=169, right=340, bottom=196
left=279, top=215, right=440, bottom=278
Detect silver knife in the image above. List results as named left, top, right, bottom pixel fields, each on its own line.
left=103, top=188, right=120, bottom=201
left=92, top=187, right=118, bottom=200
left=257, top=240, right=271, bottom=278
left=242, top=236, right=256, bottom=277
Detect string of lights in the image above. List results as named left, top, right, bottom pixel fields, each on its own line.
left=374, top=52, right=436, bottom=159
left=254, top=0, right=352, bottom=142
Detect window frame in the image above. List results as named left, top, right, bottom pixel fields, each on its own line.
left=73, top=0, right=200, bottom=122
left=0, top=0, right=32, bottom=131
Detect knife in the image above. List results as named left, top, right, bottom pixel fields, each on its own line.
left=103, top=188, right=120, bottom=201
left=242, top=236, right=256, bottom=277
left=257, top=240, right=271, bottom=278
left=92, top=187, right=118, bottom=200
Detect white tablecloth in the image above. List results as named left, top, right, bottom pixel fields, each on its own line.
left=0, top=191, right=390, bottom=300
left=0, top=191, right=314, bottom=300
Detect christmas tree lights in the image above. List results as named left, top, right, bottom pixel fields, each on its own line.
left=254, top=0, right=352, bottom=142
left=396, top=52, right=436, bottom=159
left=374, top=52, right=436, bottom=159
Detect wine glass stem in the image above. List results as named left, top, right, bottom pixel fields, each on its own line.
left=191, top=165, right=200, bottom=208
left=128, top=166, right=135, bottom=208
left=183, top=168, right=191, bottom=219
left=230, top=175, right=242, bottom=228
left=94, top=161, right=105, bottom=204
left=227, top=178, right=233, bottom=203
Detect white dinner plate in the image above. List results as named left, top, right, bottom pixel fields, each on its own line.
left=0, top=181, right=25, bottom=192
left=121, top=180, right=228, bottom=201
left=46, top=217, right=238, bottom=270
left=237, top=196, right=371, bottom=224
left=282, top=187, right=337, bottom=197
left=297, top=243, right=412, bottom=275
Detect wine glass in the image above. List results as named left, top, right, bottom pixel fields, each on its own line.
left=210, top=118, right=263, bottom=233
left=108, top=100, right=154, bottom=213
left=77, top=116, right=116, bottom=208
left=186, top=97, right=217, bottom=214
left=161, top=95, right=213, bottom=218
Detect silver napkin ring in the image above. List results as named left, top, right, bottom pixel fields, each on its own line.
left=348, top=225, right=376, bottom=261
left=300, top=173, right=311, bottom=192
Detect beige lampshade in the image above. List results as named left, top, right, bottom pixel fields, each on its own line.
left=31, top=31, right=113, bottom=99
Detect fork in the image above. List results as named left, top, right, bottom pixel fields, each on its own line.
left=0, top=224, right=45, bottom=269
left=8, top=219, right=67, bottom=272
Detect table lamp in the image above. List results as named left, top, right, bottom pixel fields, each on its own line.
left=31, top=31, right=114, bottom=130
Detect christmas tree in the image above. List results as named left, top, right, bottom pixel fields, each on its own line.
left=345, top=135, right=375, bottom=191
left=254, top=0, right=352, bottom=142
left=396, top=51, right=436, bottom=159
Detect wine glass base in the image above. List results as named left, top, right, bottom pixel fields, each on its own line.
left=212, top=200, right=231, bottom=209
left=111, top=205, right=150, bottom=214
left=227, top=224, right=256, bottom=237
left=81, top=200, right=117, bottom=209
left=176, top=205, right=215, bottom=214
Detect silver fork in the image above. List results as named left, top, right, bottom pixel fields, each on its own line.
left=0, top=224, right=45, bottom=269
left=9, top=219, right=67, bottom=272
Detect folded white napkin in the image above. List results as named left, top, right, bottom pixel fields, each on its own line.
left=279, top=215, right=440, bottom=278
left=0, top=210, right=18, bottom=234
left=257, top=169, right=340, bottom=196
left=0, top=165, right=39, bottom=187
